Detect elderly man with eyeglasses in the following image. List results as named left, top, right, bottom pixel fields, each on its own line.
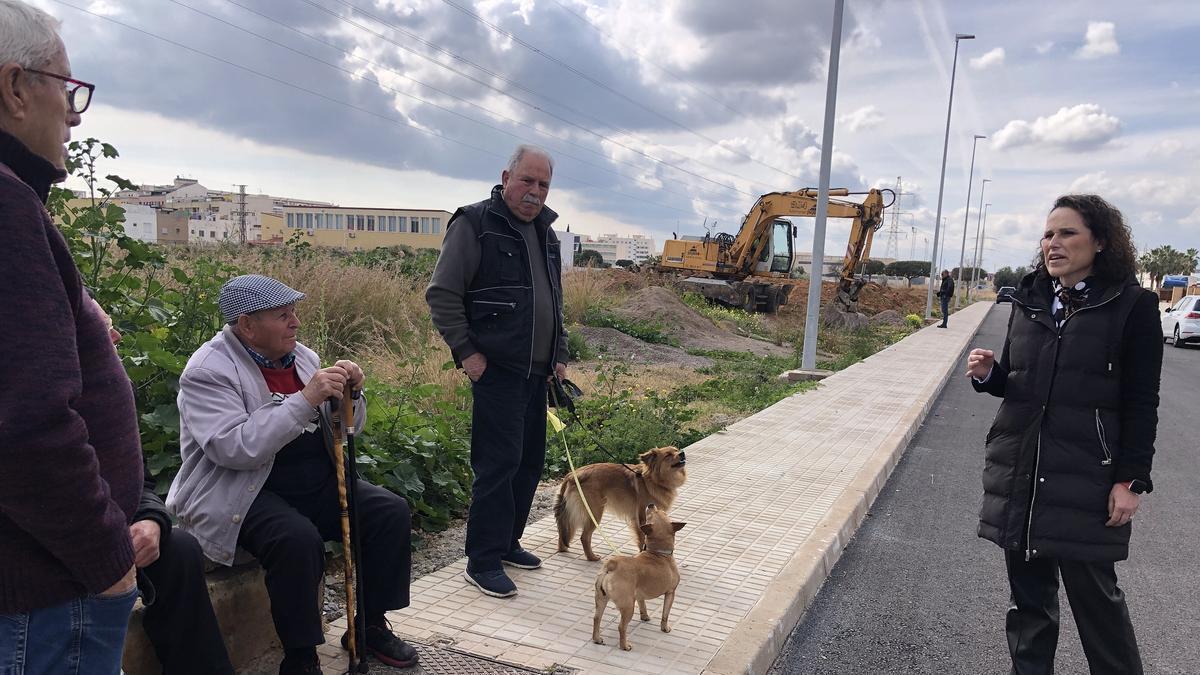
left=0, top=2, right=138, bottom=674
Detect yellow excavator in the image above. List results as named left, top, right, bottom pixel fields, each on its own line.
left=657, top=188, right=893, bottom=313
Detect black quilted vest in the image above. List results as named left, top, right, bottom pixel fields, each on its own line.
left=453, top=186, right=563, bottom=377
left=979, top=272, right=1146, bottom=561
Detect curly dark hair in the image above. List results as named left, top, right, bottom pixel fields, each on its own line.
left=1030, top=194, right=1138, bottom=282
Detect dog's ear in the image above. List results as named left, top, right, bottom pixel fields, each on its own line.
left=671, top=522, right=686, bottom=532
left=640, top=523, right=655, bottom=536
left=639, top=449, right=658, bottom=466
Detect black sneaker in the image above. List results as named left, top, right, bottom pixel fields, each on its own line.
left=463, top=567, right=517, bottom=597
left=501, top=547, right=542, bottom=570
left=340, top=625, right=419, bottom=669
left=278, top=651, right=321, bottom=675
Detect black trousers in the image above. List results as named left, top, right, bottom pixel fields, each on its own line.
left=141, top=529, right=234, bottom=675
left=237, top=479, right=411, bottom=648
left=1004, top=551, right=1142, bottom=675
left=465, top=366, right=547, bottom=571
left=940, top=296, right=951, bottom=325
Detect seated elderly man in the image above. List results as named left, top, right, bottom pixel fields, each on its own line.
left=167, top=274, right=418, bottom=675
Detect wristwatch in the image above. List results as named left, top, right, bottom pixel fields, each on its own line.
left=1123, top=479, right=1148, bottom=494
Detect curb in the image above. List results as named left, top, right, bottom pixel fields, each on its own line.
left=701, top=302, right=993, bottom=675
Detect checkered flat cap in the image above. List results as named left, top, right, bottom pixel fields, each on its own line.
left=218, top=274, right=306, bottom=323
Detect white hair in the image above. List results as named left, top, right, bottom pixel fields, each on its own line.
left=0, top=0, right=62, bottom=69
left=507, top=144, right=554, bottom=178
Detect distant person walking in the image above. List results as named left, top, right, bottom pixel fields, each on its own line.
left=0, top=2, right=143, bottom=672
left=937, top=269, right=955, bottom=327
left=965, top=194, right=1161, bottom=674
left=427, top=145, right=570, bottom=598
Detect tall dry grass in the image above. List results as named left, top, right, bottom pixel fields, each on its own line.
left=562, top=267, right=611, bottom=324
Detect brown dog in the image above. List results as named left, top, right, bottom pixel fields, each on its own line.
left=556, top=446, right=687, bottom=561
left=592, top=504, right=685, bottom=651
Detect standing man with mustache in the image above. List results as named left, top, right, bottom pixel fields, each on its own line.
left=427, top=145, right=570, bottom=598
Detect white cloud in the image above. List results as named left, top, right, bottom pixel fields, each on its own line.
left=1035, top=41, right=1055, bottom=54
left=838, top=105, right=884, bottom=132
left=1149, top=138, right=1188, bottom=158
left=992, top=104, right=1121, bottom=151
left=969, top=47, right=1005, bottom=70
left=1182, top=208, right=1200, bottom=226
left=1076, top=21, right=1119, bottom=59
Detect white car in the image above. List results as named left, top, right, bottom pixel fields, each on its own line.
left=1161, top=294, right=1200, bottom=348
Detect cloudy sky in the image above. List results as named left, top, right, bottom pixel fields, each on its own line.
left=36, top=0, right=1200, bottom=272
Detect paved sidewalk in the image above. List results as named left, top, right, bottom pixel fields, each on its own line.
left=317, top=302, right=992, bottom=675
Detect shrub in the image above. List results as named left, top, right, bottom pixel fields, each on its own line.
left=673, top=350, right=813, bottom=412
left=566, top=328, right=593, bottom=361
left=561, top=267, right=609, bottom=325
left=680, top=292, right=765, bottom=337
left=582, top=306, right=672, bottom=344
left=356, top=379, right=473, bottom=532
left=905, top=313, right=923, bottom=329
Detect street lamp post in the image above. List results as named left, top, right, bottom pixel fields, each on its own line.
left=968, top=180, right=991, bottom=299
left=955, top=135, right=986, bottom=308
left=972, top=202, right=991, bottom=296
left=800, top=0, right=847, bottom=372
left=925, top=33, right=975, bottom=319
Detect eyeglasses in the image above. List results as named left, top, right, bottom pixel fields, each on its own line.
left=24, top=68, right=95, bottom=114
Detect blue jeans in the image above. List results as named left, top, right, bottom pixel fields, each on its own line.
left=0, top=584, right=138, bottom=675
left=940, top=296, right=951, bottom=325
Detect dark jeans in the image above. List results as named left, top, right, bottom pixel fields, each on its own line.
left=237, top=479, right=411, bottom=648
left=466, top=365, right=547, bottom=571
left=1005, top=551, right=1142, bottom=675
left=140, top=529, right=234, bottom=674
left=939, top=296, right=951, bottom=325
left=0, top=584, right=137, bottom=675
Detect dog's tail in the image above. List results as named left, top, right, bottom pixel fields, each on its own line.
left=555, top=473, right=588, bottom=551
left=595, top=559, right=619, bottom=598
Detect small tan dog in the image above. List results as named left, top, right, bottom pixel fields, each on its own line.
left=556, top=446, right=687, bottom=561
left=592, top=504, right=685, bottom=651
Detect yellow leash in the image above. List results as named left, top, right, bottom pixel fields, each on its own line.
left=548, top=408, right=625, bottom=557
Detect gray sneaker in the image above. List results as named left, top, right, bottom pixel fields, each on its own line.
left=464, top=568, right=517, bottom=598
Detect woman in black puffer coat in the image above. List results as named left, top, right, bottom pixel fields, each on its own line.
left=965, top=194, right=1162, bottom=675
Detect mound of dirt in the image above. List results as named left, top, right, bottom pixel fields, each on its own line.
left=574, top=327, right=714, bottom=368
left=869, top=309, right=906, bottom=326
left=613, top=286, right=792, bottom=357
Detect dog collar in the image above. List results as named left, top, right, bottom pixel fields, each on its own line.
left=650, top=548, right=674, bottom=556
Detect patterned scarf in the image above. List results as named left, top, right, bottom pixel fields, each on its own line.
left=1051, top=277, right=1094, bottom=325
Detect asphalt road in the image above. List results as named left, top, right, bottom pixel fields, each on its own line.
left=769, top=303, right=1200, bottom=675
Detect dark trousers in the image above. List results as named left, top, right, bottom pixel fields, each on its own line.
left=939, top=296, right=951, bottom=325
left=465, top=366, right=547, bottom=571
left=1004, top=551, right=1142, bottom=675
left=237, top=479, right=411, bottom=648
left=141, top=529, right=234, bottom=675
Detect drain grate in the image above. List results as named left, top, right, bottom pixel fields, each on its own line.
left=358, top=639, right=576, bottom=675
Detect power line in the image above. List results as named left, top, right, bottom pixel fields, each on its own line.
left=303, top=0, right=770, bottom=196
left=172, top=0, right=741, bottom=205
left=49, top=0, right=700, bottom=219
left=433, top=0, right=805, bottom=181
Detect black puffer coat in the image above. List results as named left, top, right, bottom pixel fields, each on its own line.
left=973, top=271, right=1162, bottom=561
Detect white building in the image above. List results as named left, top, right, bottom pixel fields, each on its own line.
left=579, top=233, right=656, bottom=265
left=560, top=231, right=581, bottom=272
left=117, top=203, right=157, bottom=243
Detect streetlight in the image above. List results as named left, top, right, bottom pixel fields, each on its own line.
left=925, top=32, right=975, bottom=319
left=800, top=0, right=847, bottom=372
left=971, top=202, right=992, bottom=296
left=968, top=180, right=991, bottom=299
left=955, top=136, right=986, bottom=308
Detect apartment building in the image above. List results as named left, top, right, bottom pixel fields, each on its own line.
left=262, top=205, right=452, bottom=250
left=579, top=233, right=656, bottom=264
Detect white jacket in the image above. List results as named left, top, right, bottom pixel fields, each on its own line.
left=166, top=326, right=366, bottom=565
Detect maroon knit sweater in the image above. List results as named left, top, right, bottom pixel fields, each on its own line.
left=0, top=130, right=142, bottom=613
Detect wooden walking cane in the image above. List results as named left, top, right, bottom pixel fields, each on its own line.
left=343, top=384, right=370, bottom=673
left=330, top=395, right=363, bottom=672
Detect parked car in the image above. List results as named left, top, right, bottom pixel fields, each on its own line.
left=996, top=286, right=1016, bottom=303
left=1161, top=294, right=1200, bottom=348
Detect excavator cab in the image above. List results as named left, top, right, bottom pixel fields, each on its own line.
left=754, top=219, right=796, bottom=275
